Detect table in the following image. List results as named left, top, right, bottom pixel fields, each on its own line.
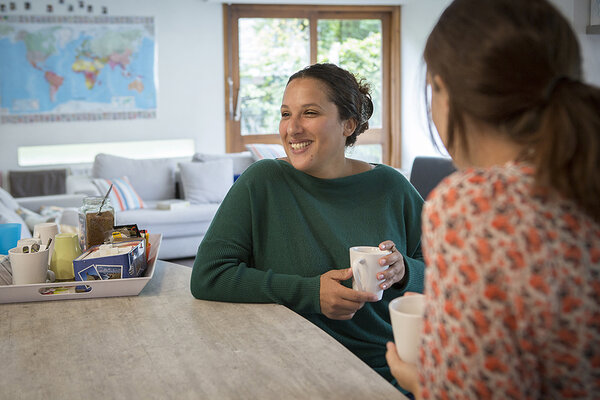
left=0, top=260, right=407, bottom=399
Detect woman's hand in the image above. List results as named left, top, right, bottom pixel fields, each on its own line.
left=320, top=268, right=379, bottom=320
left=377, top=241, right=406, bottom=290
left=386, top=342, right=421, bottom=399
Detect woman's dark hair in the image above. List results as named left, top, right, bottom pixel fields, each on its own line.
left=424, top=0, right=600, bottom=222
left=287, top=63, right=373, bottom=146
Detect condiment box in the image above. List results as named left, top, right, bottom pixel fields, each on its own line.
left=73, top=239, right=147, bottom=281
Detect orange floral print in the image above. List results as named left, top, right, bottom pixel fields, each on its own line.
left=419, top=163, right=600, bottom=399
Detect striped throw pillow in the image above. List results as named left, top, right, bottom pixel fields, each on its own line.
left=92, top=176, right=144, bottom=212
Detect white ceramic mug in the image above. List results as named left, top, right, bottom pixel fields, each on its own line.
left=8, top=246, right=55, bottom=285
left=33, top=222, right=59, bottom=265
left=389, top=294, right=425, bottom=364
left=349, top=246, right=391, bottom=301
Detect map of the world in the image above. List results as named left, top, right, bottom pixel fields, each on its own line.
left=0, top=15, right=157, bottom=123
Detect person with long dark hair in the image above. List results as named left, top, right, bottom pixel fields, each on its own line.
left=386, top=0, right=600, bottom=398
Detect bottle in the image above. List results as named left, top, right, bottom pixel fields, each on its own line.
left=78, top=196, right=115, bottom=251
left=50, top=232, right=82, bottom=281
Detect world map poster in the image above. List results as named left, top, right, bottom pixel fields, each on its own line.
left=0, top=15, right=157, bottom=123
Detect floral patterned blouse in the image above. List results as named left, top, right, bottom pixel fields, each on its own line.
left=419, top=162, right=600, bottom=399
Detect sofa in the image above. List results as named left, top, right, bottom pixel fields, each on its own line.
left=62, top=151, right=257, bottom=259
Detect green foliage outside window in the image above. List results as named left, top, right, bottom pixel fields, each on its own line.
left=239, top=18, right=382, bottom=136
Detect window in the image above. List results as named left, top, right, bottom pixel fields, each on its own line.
left=17, top=139, right=194, bottom=167
left=224, top=5, right=401, bottom=166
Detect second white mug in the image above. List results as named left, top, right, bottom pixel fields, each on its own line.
left=389, top=294, right=425, bottom=364
left=9, top=246, right=55, bottom=285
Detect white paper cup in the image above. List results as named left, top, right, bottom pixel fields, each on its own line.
left=33, top=222, right=59, bottom=265
left=8, top=246, right=54, bottom=285
left=350, top=246, right=391, bottom=301
left=389, top=294, right=425, bottom=364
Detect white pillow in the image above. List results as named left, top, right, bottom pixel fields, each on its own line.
left=179, top=160, right=234, bottom=204
left=0, top=203, right=32, bottom=239
left=0, top=187, right=20, bottom=211
left=192, top=151, right=255, bottom=176
left=245, top=144, right=286, bottom=161
left=92, top=153, right=176, bottom=201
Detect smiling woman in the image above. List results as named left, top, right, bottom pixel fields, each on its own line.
left=191, top=63, right=426, bottom=396
left=278, top=64, right=373, bottom=179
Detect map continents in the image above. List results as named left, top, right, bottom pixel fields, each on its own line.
left=0, top=16, right=157, bottom=123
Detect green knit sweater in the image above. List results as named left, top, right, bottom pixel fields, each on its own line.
left=191, top=159, right=425, bottom=385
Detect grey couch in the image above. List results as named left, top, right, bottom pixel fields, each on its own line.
left=64, top=152, right=256, bottom=260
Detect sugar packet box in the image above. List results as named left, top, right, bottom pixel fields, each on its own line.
left=73, top=239, right=147, bottom=281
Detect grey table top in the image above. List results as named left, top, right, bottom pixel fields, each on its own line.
left=0, top=260, right=406, bottom=399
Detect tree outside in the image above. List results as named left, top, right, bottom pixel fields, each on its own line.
left=238, top=18, right=382, bottom=136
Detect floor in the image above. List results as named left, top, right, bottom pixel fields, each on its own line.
left=165, top=257, right=195, bottom=267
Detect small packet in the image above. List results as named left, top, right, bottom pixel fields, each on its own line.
left=104, top=224, right=141, bottom=243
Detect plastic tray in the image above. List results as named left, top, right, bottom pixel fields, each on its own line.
left=0, top=234, right=161, bottom=304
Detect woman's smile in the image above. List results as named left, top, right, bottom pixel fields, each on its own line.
left=289, top=140, right=313, bottom=152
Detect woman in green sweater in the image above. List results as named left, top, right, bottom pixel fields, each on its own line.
left=191, top=63, right=425, bottom=388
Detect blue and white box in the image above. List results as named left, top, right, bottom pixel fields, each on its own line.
left=73, top=239, right=147, bottom=281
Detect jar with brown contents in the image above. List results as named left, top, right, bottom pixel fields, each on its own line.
left=78, top=196, right=115, bottom=250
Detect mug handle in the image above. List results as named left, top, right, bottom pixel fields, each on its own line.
left=352, top=258, right=365, bottom=292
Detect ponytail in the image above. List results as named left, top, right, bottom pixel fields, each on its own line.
left=533, top=80, right=600, bottom=222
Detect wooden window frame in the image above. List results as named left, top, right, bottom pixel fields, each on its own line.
left=223, top=4, right=402, bottom=167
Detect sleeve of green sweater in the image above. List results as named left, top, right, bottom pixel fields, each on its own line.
left=190, top=166, right=322, bottom=314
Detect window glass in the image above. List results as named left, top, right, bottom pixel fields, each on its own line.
left=238, top=18, right=310, bottom=135
left=345, top=144, right=383, bottom=164
left=17, top=139, right=195, bottom=166
left=317, top=19, right=382, bottom=128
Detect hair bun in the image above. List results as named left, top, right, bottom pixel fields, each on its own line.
left=360, top=92, right=374, bottom=124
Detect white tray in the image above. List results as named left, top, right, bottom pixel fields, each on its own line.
left=0, top=234, right=161, bottom=304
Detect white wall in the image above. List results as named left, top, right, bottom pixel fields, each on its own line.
left=400, top=0, right=452, bottom=171
left=1, top=0, right=598, bottom=175
left=0, top=0, right=225, bottom=174
left=400, top=0, right=600, bottom=171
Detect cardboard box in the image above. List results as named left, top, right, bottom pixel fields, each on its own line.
left=73, top=239, right=147, bottom=281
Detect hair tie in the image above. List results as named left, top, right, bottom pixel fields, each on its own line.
left=543, top=75, right=570, bottom=102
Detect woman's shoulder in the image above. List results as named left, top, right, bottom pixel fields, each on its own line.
left=239, top=158, right=285, bottom=176
left=429, top=163, right=532, bottom=198
left=425, top=163, right=535, bottom=222
left=233, top=158, right=293, bottom=187
left=369, top=163, right=418, bottom=193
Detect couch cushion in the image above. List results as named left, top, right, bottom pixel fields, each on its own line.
left=192, top=151, right=255, bottom=177
left=92, top=153, right=176, bottom=201
left=115, top=203, right=220, bottom=237
left=0, top=187, right=20, bottom=211
left=179, top=160, right=233, bottom=204
left=92, top=176, right=145, bottom=212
